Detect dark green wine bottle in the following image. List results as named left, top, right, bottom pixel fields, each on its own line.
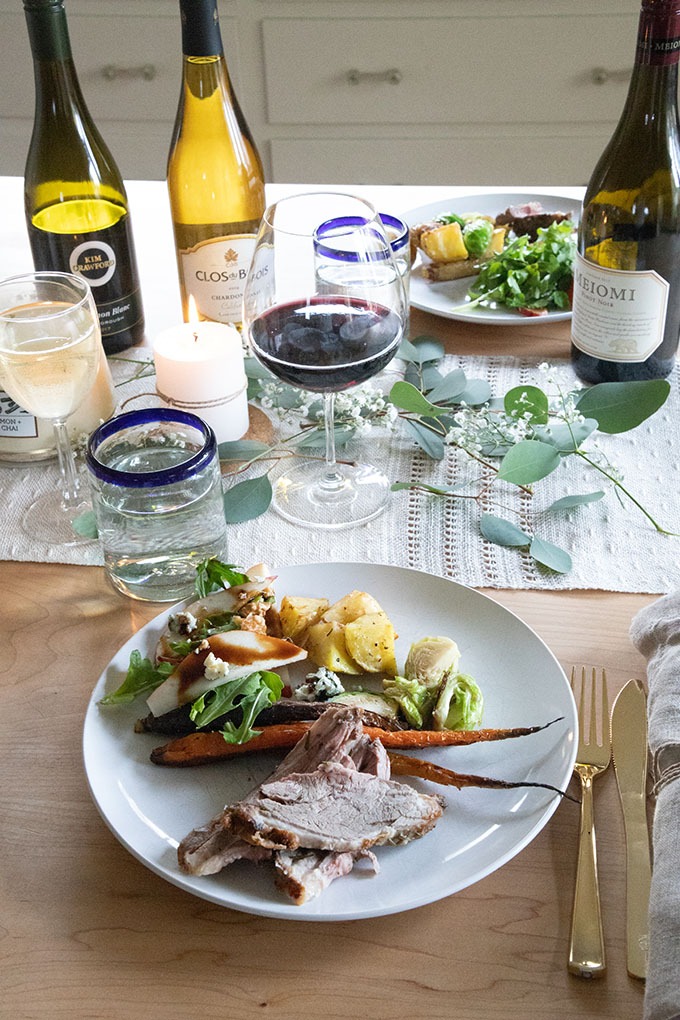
left=23, top=0, right=145, bottom=354
left=571, top=0, right=680, bottom=382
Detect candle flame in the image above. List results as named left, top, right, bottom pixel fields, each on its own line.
left=187, top=295, right=200, bottom=341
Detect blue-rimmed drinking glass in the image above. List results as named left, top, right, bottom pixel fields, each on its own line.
left=86, top=407, right=228, bottom=601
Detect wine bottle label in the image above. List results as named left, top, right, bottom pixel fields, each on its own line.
left=0, top=390, right=39, bottom=439
left=28, top=217, right=144, bottom=343
left=178, top=233, right=257, bottom=324
left=571, top=252, right=669, bottom=362
left=638, top=5, right=680, bottom=65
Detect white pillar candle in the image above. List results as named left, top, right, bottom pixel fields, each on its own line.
left=153, top=320, right=249, bottom=444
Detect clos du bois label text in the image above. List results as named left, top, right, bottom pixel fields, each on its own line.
left=571, top=253, right=669, bottom=363
left=179, top=234, right=257, bottom=324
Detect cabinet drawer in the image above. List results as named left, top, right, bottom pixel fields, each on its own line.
left=270, top=132, right=607, bottom=188
left=263, top=15, right=637, bottom=126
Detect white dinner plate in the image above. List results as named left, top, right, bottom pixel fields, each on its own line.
left=406, top=191, right=582, bottom=325
left=83, top=562, right=577, bottom=922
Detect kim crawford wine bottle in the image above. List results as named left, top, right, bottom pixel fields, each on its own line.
left=167, top=0, right=265, bottom=328
left=571, top=0, right=680, bottom=382
left=23, top=0, right=144, bottom=354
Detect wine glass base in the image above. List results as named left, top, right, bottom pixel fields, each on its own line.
left=272, top=460, right=390, bottom=529
left=21, top=489, right=96, bottom=547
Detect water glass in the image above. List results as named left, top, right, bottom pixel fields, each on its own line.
left=314, top=211, right=411, bottom=337
left=86, top=408, right=228, bottom=602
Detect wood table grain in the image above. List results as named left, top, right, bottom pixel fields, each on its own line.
left=0, top=297, right=658, bottom=1019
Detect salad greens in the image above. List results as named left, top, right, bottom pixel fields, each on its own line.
left=189, top=670, right=283, bottom=744
left=99, top=651, right=174, bottom=706
left=194, top=558, right=250, bottom=597
left=466, top=220, right=576, bottom=313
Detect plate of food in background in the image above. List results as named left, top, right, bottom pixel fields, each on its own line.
left=406, top=191, right=582, bottom=324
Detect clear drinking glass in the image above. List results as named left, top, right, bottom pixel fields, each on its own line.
left=242, top=192, right=407, bottom=529
left=0, top=270, right=102, bottom=545
left=86, top=408, right=229, bottom=602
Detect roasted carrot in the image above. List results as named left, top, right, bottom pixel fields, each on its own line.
left=150, top=717, right=563, bottom=767
left=388, top=751, right=579, bottom=802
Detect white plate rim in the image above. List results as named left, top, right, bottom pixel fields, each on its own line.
left=83, top=562, right=577, bottom=922
left=406, top=190, right=582, bottom=325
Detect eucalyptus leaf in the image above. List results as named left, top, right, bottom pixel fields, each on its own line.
left=575, top=379, right=671, bottom=434
left=71, top=509, right=98, bottom=539
left=399, top=336, right=445, bottom=365
left=294, top=425, right=355, bottom=449
left=533, top=418, right=598, bottom=452
left=223, top=474, right=273, bottom=523
left=458, top=379, right=492, bottom=406
left=497, top=440, right=561, bottom=485
left=529, top=536, right=573, bottom=573
left=403, top=418, right=446, bottom=459
left=391, top=480, right=470, bottom=495
left=547, top=491, right=605, bottom=511
left=389, top=381, right=444, bottom=417
left=480, top=514, right=529, bottom=547
left=404, top=362, right=443, bottom=391
left=504, top=385, right=549, bottom=424
left=218, top=439, right=270, bottom=462
left=426, top=368, right=468, bottom=404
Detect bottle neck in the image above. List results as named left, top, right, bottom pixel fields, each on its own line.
left=620, top=2, right=680, bottom=122
left=24, top=1, right=72, bottom=62
left=179, top=0, right=224, bottom=57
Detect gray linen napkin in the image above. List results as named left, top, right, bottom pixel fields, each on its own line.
left=630, top=593, right=680, bottom=1020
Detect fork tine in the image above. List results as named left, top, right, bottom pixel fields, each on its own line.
left=589, top=667, right=598, bottom=746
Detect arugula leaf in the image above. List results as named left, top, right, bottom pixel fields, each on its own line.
left=194, top=558, right=250, bottom=597
left=467, top=220, right=576, bottom=312
left=189, top=670, right=284, bottom=744
left=99, top=651, right=173, bottom=706
left=166, top=611, right=240, bottom=658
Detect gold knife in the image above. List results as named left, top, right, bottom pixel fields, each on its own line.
left=611, top=678, right=652, bottom=980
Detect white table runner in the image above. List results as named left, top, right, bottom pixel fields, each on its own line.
left=2, top=353, right=678, bottom=594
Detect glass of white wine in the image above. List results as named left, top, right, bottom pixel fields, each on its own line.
left=0, top=271, right=102, bottom=545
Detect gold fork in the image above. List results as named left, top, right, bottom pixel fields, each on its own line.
left=568, top=666, right=611, bottom=979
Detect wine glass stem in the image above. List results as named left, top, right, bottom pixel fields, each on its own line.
left=53, top=418, right=81, bottom=508
left=321, top=391, right=343, bottom=491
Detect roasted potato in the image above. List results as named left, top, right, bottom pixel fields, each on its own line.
left=344, top=612, right=397, bottom=675
left=321, top=590, right=383, bottom=625
left=279, top=595, right=329, bottom=643
left=304, top=620, right=363, bottom=675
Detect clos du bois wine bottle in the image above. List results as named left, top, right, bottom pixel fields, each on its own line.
left=23, top=0, right=145, bottom=354
left=571, top=0, right=680, bottom=382
left=167, top=0, right=265, bottom=328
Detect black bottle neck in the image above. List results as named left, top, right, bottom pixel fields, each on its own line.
left=179, top=0, right=224, bottom=57
left=24, top=0, right=73, bottom=62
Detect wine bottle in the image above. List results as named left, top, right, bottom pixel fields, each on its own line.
left=23, top=0, right=145, bottom=355
left=571, top=0, right=680, bottom=383
left=167, top=0, right=265, bottom=328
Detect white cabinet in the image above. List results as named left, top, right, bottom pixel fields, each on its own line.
left=0, top=0, right=640, bottom=185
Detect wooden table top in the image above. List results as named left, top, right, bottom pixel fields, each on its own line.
left=0, top=305, right=657, bottom=1020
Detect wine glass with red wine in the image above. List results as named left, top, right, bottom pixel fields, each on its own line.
left=243, top=192, right=406, bottom=528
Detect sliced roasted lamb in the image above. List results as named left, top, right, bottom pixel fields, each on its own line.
left=273, top=848, right=379, bottom=906
left=230, top=761, right=444, bottom=853
left=178, top=707, right=371, bottom=875
left=495, top=203, right=572, bottom=241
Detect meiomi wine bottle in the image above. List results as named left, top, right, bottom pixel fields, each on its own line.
left=571, top=0, right=680, bottom=383
left=22, top=0, right=145, bottom=355
left=167, top=0, right=265, bottom=328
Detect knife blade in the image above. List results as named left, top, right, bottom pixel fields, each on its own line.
left=611, top=677, right=652, bottom=980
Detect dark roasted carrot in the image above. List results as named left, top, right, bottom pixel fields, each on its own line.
left=388, top=751, right=578, bottom=802
left=150, top=717, right=564, bottom=767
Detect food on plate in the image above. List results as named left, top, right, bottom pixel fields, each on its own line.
left=411, top=200, right=577, bottom=314
left=466, top=219, right=576, bottom=315
left=174, top=706, right=568, bottom=905
left=495, top=201, right=572, bottom=241
left=149, top=716, right=563, bottom=767
left=284, top=589, right=398, bottom=676
left=176, top=706, right=444, bottom=901
left=410, top=212, right=507, bottom=281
